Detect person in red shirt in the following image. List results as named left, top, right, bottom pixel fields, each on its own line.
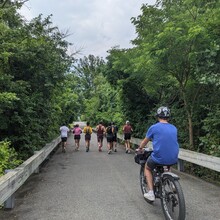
left=122, top=120, right=133, bottom=154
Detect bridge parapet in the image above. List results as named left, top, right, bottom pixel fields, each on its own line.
left=0, top=126, right=219, bottom=209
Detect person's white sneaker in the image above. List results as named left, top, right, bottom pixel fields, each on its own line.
left=144, top=191, right=155, bottom=201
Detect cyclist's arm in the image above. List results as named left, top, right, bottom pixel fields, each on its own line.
left=139, top=137, right=150, bottom=149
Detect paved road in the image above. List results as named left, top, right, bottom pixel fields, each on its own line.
left=0, top=132, right=220, bottom=220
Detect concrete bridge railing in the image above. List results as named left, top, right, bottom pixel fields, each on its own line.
left=0, top=136, right=61, bottom=209
left=117, top=133, right=220, bottom=172
left=0, top=123, right=219, bottom=209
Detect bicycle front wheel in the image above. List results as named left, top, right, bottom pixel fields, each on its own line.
left=161, top=175, right=186, bottom=220
left=140, top=165, right=149, bottom=202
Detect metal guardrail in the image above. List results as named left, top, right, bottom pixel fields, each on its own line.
left=0, top=127, right=219, bottom=209
left=117, top=134, right=220, bottom=172
left=0, top=136, right=60, bottom=208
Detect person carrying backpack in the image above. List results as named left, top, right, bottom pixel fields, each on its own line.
left=96, top=121, right=105, bottom=152
left=83, top=122, right=93, bottom=152
left=106, top=122, right=114, bottom=154
left=112, top=122, right=118, bottom=152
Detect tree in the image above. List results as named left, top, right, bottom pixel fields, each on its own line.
left=0, top=2, right=76, bottom=159
left=131, top=0, right=220, bottom=150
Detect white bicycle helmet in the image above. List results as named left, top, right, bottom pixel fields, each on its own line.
left=156, top=106, right=171, bottom=118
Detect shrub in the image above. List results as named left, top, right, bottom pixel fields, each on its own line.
left=0, top=141, right=22, bottom=176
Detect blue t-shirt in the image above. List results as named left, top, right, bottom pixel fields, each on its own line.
left=146, top=122, right=179, bottom=165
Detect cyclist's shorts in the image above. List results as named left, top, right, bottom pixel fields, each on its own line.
left=146, top=156, right=158, bottom=170
left=124, top=133, right=131, bottom=140
left=61, top=137, right=67, bottom=142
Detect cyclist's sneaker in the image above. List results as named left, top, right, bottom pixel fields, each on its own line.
left=144, top=191, right=155, bottom=201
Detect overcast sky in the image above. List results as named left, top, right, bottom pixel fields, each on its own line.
left=19, top=0, right=156, bottom=59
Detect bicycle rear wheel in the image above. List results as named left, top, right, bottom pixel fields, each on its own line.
left=161, top=175, right=186, bottom=220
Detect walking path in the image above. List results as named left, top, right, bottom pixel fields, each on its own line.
left=0, top=132, right=220, bottom=220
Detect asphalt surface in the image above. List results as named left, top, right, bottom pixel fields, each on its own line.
left=0, top=132, right=220, bottom=220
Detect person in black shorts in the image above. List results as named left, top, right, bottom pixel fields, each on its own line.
left=72, top=124, right=82, bottom=151
left=96, top=122, right=105, bottom=152
left=106, top=122, right=114, bottom=154
left=112, top=122, right=118, bottom=152
left=83, top=122, right=92, bottom=152
left=123, top=121, right=133, bottom=153
left=60, top=124, right=70, bottom=152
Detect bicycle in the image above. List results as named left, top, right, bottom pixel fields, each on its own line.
left=134, top=148, right=186, bottom=220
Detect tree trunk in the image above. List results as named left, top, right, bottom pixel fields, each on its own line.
left=187, top=112, right=194, bottom=150
left=181, top=87, right=194, bottom=150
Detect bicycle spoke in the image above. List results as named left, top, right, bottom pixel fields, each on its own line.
left=161, top=178, right=185, bottom=220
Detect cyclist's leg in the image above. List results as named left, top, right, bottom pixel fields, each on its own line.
left=144, top=156, right=157, bottom=201
left=145, top=163, right=154, bottom=191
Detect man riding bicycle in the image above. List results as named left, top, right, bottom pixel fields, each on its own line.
left=138, top=106, right=179, bottom=201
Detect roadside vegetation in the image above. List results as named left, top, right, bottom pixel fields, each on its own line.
left=0, top=0, right=219, bottom=181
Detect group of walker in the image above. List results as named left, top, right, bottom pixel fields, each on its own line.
left=59, top=120, right=133, bottom=154
left=60, top=106, right=181, bottom=204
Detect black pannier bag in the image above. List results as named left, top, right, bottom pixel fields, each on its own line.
left=134, top=149, right=153, bottom=165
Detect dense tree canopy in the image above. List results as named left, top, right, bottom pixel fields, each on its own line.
left=0, top=0, right=219, bottom=180
left=0, top=1, right=77, bottom=166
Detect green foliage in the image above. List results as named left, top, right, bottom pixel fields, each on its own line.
left=0, top=141, right=22, bottom=176
left=128, top=0, right=220, bottom=151
left=0, top=2, right=77, bottom=160
left=0, top=0, right=219, bottom=185
left=199, top=105, right=220, bottom=157
left=73, top=55, right=124, bottom=127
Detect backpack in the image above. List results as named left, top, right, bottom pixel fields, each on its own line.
left=113, top=125, right=118, bottom=134
left=107, top=126, right=112, bottom=134
left=86, top=127, right=90, bottom=135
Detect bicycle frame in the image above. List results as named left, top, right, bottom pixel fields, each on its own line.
left=135, top=149, right=186, bottom=220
